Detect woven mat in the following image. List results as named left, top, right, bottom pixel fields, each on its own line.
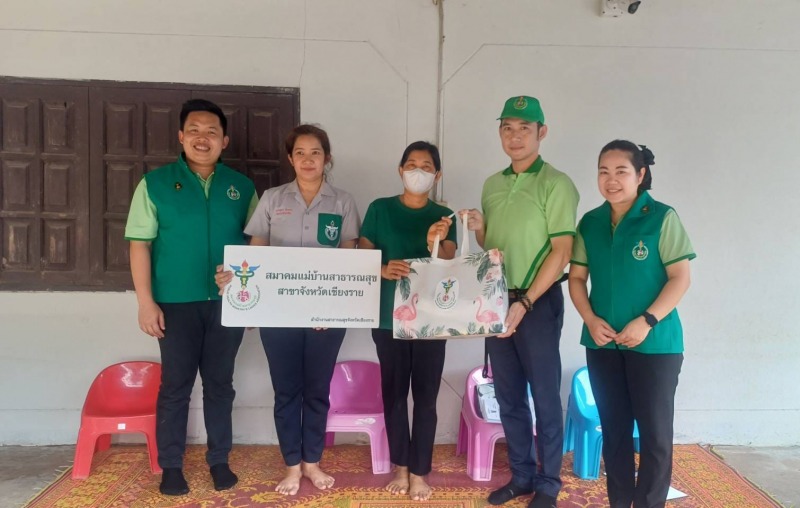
left=25, top=444, right=780, bottom=507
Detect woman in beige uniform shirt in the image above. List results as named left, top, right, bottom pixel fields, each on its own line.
left=217, top=124, right=360, bottom=496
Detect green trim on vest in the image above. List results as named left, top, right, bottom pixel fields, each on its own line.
left=579, top=192, right=684, bottom=354
left=145, top=156, right=256, bottom=303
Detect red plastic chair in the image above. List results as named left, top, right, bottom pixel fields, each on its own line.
left=324, top=360, right=391, bottom=474
left=72, top=361, right=162, bottom=479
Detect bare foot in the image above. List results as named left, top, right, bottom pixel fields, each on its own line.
left=275, top=464, right=302, bottom=495
left=409, top=473, right=432, bottom=501
left=301, top=461, right=335, bottom=490
left=385, top=466, right=410, bottom=495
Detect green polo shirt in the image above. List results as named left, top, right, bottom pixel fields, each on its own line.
left=481, top=156, right=579, bottom=289
left=360, top=196, right=457, bottom=330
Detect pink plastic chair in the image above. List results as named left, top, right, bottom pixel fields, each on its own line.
left=72, top=361, right=162, bottom=479
left=456, top=365, right=507, bottom=481
left=324, top=360, right=391, bottom=474
left=456, top=365, right=538, bottom=481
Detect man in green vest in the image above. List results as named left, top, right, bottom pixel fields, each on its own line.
left=462, top=96, right=579, bottom=507
left=125, top=99, right=257, bottom=496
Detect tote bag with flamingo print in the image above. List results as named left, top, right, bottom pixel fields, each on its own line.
left=392, top=216, right=508, bottom=339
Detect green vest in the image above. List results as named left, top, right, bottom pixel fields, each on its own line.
left=579, top=192, right=684, bottom=354
left=145, top=157, right=255, bottom=303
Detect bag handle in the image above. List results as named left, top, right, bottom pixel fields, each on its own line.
left=431, top=211, right=470, bottom=259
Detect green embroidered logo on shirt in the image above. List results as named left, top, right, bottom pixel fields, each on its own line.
left=632, top=240, right=649, bottom=261
left=227, top=185, right=241, bottom=200
left=317, top=213, right=342, bottom=246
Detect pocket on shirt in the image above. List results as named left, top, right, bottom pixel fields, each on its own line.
left=269, top=215, right=288, bottom=225
left=317, top=213, right=343, bottom=247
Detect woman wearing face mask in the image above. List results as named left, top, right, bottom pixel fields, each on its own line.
left=358, top=141, right=456, bottom=502
left=216, top=124, right=360, bottom=496
left=568, top=141, right=694, bottom=508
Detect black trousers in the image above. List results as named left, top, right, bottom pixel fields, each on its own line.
left=486, top=283, right=565, bottom=498
left=586, top=347, right=683, bottom=508
left=260, top=327, right=345, bottom=466
left=372, top=329, right=447, bottom=476
left=156, top=300, right=244, bottom=469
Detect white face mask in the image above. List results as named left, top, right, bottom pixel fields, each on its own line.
left=402, top=168, right=436, bottom=195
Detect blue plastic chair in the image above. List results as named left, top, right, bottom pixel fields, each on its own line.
left=563, top=367, right=640, bottom=480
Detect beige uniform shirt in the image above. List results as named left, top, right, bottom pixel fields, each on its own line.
left=245, top=180, right=360, bottom=247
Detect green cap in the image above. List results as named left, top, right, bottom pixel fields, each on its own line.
left=498, top=95, right=545, bottom=125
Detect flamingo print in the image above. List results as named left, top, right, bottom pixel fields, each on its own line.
left=393, top=293, right=419, bottom=330
left=474, top=296, right=500, bottom=325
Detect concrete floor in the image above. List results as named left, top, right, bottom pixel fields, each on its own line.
left=1, top=445, right=797, bottom=507
left=1, top=446, right=74, bottom=508
left=713, top=446, right=800, bottom=508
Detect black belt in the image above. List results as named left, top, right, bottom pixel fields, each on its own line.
left=507, top=273, right=568, bottom=299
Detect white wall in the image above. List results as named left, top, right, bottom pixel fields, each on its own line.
left=440, top=0, right=800, bottom=446
left=1, top=0, right=798, bottom=446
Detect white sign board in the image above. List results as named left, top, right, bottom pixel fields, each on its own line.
left=221, top=245, right=381, bottom=328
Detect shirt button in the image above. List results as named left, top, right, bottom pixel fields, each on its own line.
left=305, top=226, right=309, bottom=230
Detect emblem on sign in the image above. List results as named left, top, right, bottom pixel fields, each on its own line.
left=324, top=221, right=340, bottom=242
left=227, top=185, right=241, bottom=200
left=632, top=240, right=649, bottom=261
left=225, top=259, right=261, bottom=310
left=434, top=277, right=459, bottom=310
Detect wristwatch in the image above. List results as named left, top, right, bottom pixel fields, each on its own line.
left=641, top=311, right=659, bottom=328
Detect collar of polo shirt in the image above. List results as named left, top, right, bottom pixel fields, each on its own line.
left=502, top=155, right=544, bottom=176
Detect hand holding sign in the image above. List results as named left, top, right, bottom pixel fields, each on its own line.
left=222, top=245, right=381, bottom=328
left=215, top=265, right=233, bottom=295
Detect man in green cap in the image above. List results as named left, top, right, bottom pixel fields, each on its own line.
left=461, top=96, right=579, bottom=507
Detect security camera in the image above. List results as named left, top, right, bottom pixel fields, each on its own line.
left=601, top=0, right=643, bottom=17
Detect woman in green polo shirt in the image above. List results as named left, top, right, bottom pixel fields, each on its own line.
left=358, top=141, right=457, bottom=502
left=568, top=140, right=695, bottom=508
